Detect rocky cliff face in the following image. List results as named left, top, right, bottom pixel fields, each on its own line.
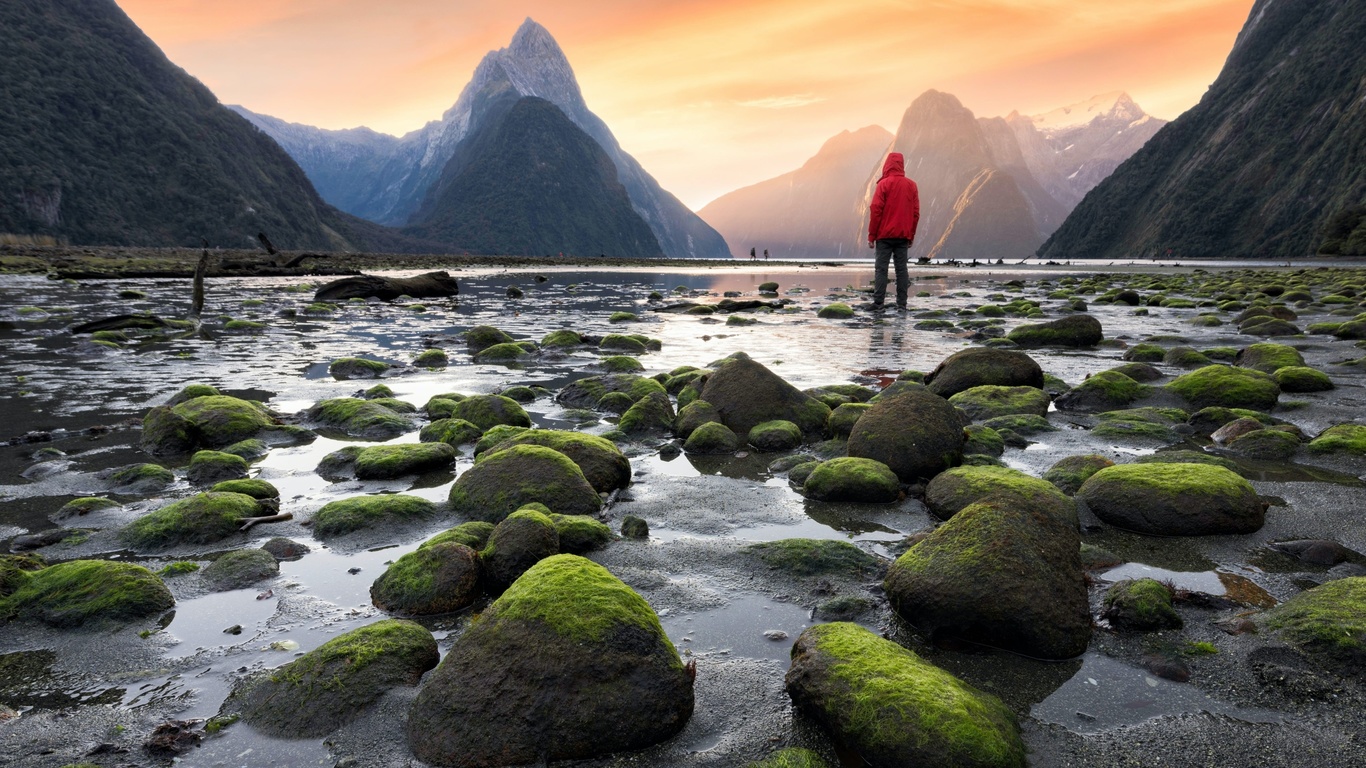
left=697, top=126, right=891, bottom=259
left=1038, top=0, right=1366, bottom=260
left=0, top=0, right=400, bottom=250
left=237, top=19, right=730, bottom=258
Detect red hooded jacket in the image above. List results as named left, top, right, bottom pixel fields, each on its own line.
left=868, top=152, right=920, bottom=244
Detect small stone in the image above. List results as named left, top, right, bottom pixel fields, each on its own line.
left=224, top=624, right=243, bottom=635
left=763, top=630, right=789, bottom=641
left=347, top=567, right=362, bottom=574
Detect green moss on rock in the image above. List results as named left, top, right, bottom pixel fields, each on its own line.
left=749, top=420, right=803, bottom=451
left=306, top=398, right=412, bottom=439
left=1102, top=578, right=1181, bottom=631
left=421, top=521, right=497, bottom=551
left=785, top=622, right=1024, bottom=768
left=745, top=747, right=832, bottom=768
left=371, top=543, right=480, bottom=616
left=312, top=495, right=436, bottom=538
left=202, top=549, right=278, bottom=591
left=1261, top=577, right=1366, bottom=673
left=674, top=400, right=721, bottom=439
left=1167, top=365, right=1280, bottom=411
left=354, top=443, right=457, bottom=480
left=187, top=450, right=249, bottom=486
left=419, top=418, right=484, bottom=447
left=619, top=391, right=676, bottom=434
left=1055, top=371, right=1147, bottom=411
left=474, top=429, right=631, bottom=493
left=1007, top=314, right=1102, bottom=347
left=817, top=302, right=855, bottom=319
left=120, top=492, right=262, bottom=549
left=827, top=403, right=872, bottom=439
left=449, top=445, right=602, bottom=522
left=1308, top=424, right=1366, bottom=455
left=1274, top=366, right=1334, bottom=392
left=1076, top=463, right=1265, bottom=536
left=466, top=325, right=516, bottom=352
left=803, top=457, right=900, bottom=503
left=329, top=357, right=390, bottom=380
left=107, top=462, right=175, bottom=493
left=209, top=478, right=279, bottom=500
left=948, top=385, right=1049, bottom=421
left=442, top=394, right=531, bottom=431
left=1, top=560, right=173, bottom=627
left=683, top=421, right=740, bottom=454
left=413, top=348, right=448, bottom=368
left=1236, top=343, right=1305, bottom=373
left=748, top=539, right=883, bottom=577
left=926, top=465, right=1076, bottom=526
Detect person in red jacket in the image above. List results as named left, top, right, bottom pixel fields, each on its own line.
left=867, top=152, right=921, bottom=310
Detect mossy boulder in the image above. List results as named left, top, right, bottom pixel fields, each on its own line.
left=785, top=622, right=1024, bottom=768
left=745, top=747, right=832, bottom=768
left=1227, top=429, right=1301, bottom=460
left=684, top=421, right=741, bottom=454
left=1166, top=365, right=1280, bottom=411
left=474, top=429, right=630, bottom=493
left=549, top=513, right=613, bottom=554
left=1236, top=343, right=1304, bottom=373
left=698, top=352, right=830, bottom=436
left=1122, top=343, right=1166, bottom=363
left=885, top=497, right=1090, bottom=659
left=413, top=348, right=449, bottom=368
left=827, top=403, right=872, bottom=439
left=1, top=559, right=173, bottom=627
left=748, top=535, right=885, bottom=576
left=1186, top=406, right=1274, bottom=436
left=1308, top=424, right=1366, bottom=455
left=474, top=342, right=534, bottom=364
left=1260, top=577, right=1366, bottom=676
left=316, top=445, right=365, bottom=481
left=354, top=443, right=457, bottom=480
left=1054, top=370, right=1146, bottom=411
left=371, top=543, right=481, bottom=616
left=1163, top=346, right=1211, bottom=367
left=222, top=438, right=270, bottom=460
left=847, top=388, right=965, bottom=483
left=421, top=521, right=497, bottom=551
left=925, top=466, right=1076, bottom=527
left=924, top=348, right=1044, bottom=398
left=620, top=515, right=649, bottom=539
left=202, top=549, right=279, bottom=591
left=120, top=492, right=262, bottom=549
left=599, top=333, right=649, bottom=354
left=51, top=497, right=120, bottom=524
left=0, top=554, right=45, bottom=597
left=305, top=398, right=413, bottom=439
left=1107, top=362, right=1164, bottom=382
left=443, top=394, right=531, bottom=431
left=1092, top=407, right=1187, bottom=442
left=466, top=325, right=515, bottom=352
left=674, top=400, right=721, bottom=439
left=450, top=445, right=602, bottom=522
left=406, top=555, right=693, bottom=766
left=107, top=463, right=175, bottom=494
left=1007, top=314, right=1102, bottom=348
left=1042, top=454, right=1115, bottom=495
left=1076, top=463, right=1266, bottom=536
left=312, top=495, right=436, bottom=538
left=480, top=508, right=561, bottom=594
left=1102, top=578, right=1181, bottom=631
left=817, top=302, right=855, bottom=319
left=328, top=357, right=390, bottom=380
left=1274, top=366, right=1334, bottom=392
left=419, top=418, right=484, bottom=447
left=618, top=391, right=676, bottom=435
left=948, top=385, right=1049, bottom=421
left=803, top=458, right=900, bottom=503
left=557, top=373, right=666, bottom=411
left=749, top=420, right=803, bottom=451
left=261, top=537, right=309, bottom=560
left=166, top=383, right=221, bottom=406
left=142, top=395, right=279, bottom=456
left=226, top=619, right=438, bottom=737
left=186, top=450, right=249, bottom=486
left=963, top=424, right=1005, bottom=456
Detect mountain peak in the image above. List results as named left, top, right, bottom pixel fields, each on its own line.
left=508, top=17, right=559, bottom=56
left=1028, top=91, right=1146, bottom=132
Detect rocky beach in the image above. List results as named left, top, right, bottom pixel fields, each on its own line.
left=1, top=251, right=1364, bottom=768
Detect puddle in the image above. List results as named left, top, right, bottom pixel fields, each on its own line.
left=1098, top=563, right=1276, bottom=607
left=661, top=593, right=817, bottom=662
left=176, top=725, right=333, bottom=768
left=1032, top=652, right=1283, bottom=733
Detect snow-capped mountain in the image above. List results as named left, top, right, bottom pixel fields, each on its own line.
left=1006, top=92, right=1166, bottom=210
left=234, top=19, right=729, bottom=258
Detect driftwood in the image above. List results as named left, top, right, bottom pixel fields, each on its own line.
left=313, top=271, right=460, bottom=302
left=239, top=511, right=293, bottom=532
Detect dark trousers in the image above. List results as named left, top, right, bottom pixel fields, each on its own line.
left=873, top=238, right=910, bottom=307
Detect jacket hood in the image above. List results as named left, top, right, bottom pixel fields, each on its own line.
left=880, top=152, right=905, bottom=179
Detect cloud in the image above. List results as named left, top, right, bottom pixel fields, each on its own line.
left=736, top=93, right=826, bottom=109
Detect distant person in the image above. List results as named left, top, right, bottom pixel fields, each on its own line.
left=750, top=247, right=756, bottom=260
left=763, top=249, right=769, bottom=261
left=867, top=152, right=920, bottom=310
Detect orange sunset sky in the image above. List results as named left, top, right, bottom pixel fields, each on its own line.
left=116, top=0, right=1254, bottom=210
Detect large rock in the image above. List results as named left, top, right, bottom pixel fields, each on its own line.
left=120, top=492, right=263, bottom=549
left=449, top=444, right=602, bottom=522
left=480, top=507, right=561, bottom=594
left=617, top=391, right=676, bottom=435
left=1076, top=463, right=1266, bottom=535
left=1166, top=365, right=1280, bottom=411
left=1260, top=577, right=1366, bottom=677
left=142, top=395, right=280, bottom=456
left=407, top=555, right=693, bottom=766
left=948, top=385, right=1050, bottom=421
left=925, top=465, right=1076, bottom=526
left=226, top=619, right=438, bottom=737
left=354, top=443, right=457, bottom=480
left=474, top=429, right=630, bottom=493
left=785, top=622, right=1025, bottom=768
left=557, top=373, right=666, bottom=411
left=0, top=559, right=173, bottom=627
left=305, top=398, right=413, bottom=439
left=924, top=348, right=1044, bottom=398
left=847, top=388, right=965, bottom=483
left=312, top=494, right=436, bottom=538
left=1235, top=342, right=1304, bottom=373
left=313, top=272, right=459, bottom=302
left=1006, top=314, right=1102, bottom=347
left=803, top=458, right=900, bottom=503
left=202, top=549, right=278, bottom=591
left=1054, top=371, right=1146, bottom=411
left=371, top=542, right=481, bottom=616
left=445, top=394, right=532, bottom=431
left=1102, top=578, right=1182, bottom=631
left=885, top=497, right=1091, bottom=659
left=698, top=352, right=830, bottom=436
